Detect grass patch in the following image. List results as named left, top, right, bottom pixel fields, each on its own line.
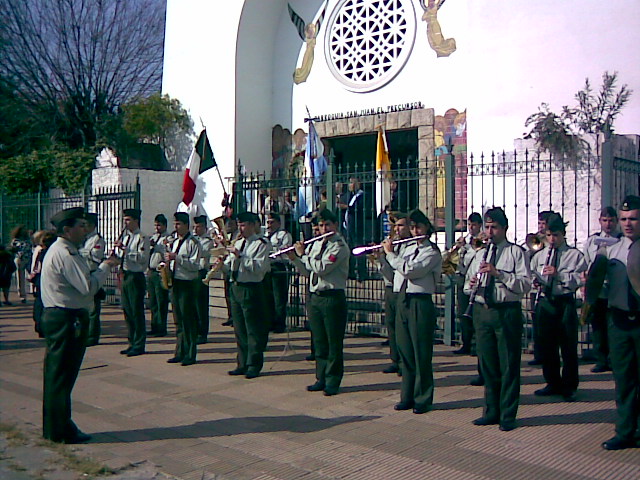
left=0, top=422, right=29, bottom=447
left=38, top=439, right=114, bottom=477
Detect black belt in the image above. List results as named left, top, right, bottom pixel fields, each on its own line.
left=312, top=289, right=344, bottom=297
left=610, top=307, right=639, bottom=322
left=123, top=270, right=144, bottom=276
left=405, top=293, right=432, bottom=299
left=543, top=293, right=575, bottom=302
left=233, top=281, right=262, bottom=286
left=480, top=301, right=520, bottom=310
left=44, top=307, right=85, bottom=314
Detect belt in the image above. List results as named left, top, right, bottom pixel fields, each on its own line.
left=233, top=281, right=262, bottom=287
left=543, top=293, right=575, bottom=302
left=405, top=293, right=432, bottom=299
left=123, top=270, right=144, bottom=276
left=610, top=307, right=639, bottom=322
left=480, top=301, right=520, bottom=310
left=312, top=289, right=344, bottom=297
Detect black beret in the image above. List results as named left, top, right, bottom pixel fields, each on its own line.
left=546, top=213, right=568, bottom=232
left=468, top=212, right=482, bottom=224
left=154, top=214, right=168, bottom=225
left=174, top=212, right=190, bottom=224
left=620, top=195, right=640, bottom=211
left=267, top=213, right=281, bottom=222
left=599, top=206, right=617, bottom=218
left=51, top=207, right=85, bottom=228
left=193, top=215, right=208, bottom=225
left=393, top=211, right=407, bottom=220
left=237, top=211, right=260, bottom=223
left=123, top=208, right=141, bottom=220
left=318, top=208, right=338, bottom=224
left=538, top=210, right=554, bottom=222
left=408, top=209, right=431, bottom=227
left=85, top=212, right=98, bottom=224
left=485, top=207, right=508, bottom=227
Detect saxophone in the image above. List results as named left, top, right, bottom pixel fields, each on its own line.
left=155, top=232, right=176, bottom=290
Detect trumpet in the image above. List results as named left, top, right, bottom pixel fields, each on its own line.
left=269, top=231, right=334, bottom=258
left=352, top=235, right=427, bottom=256
left=525, top=232, right=545, bottom=252
left=462, top=241, right=495, bottom=319
left=211, top=216, right=229, bottom=245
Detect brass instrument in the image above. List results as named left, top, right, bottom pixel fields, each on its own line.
left=352, top=235, right=428, bottom=256
left=533, top=246, right=556, bottom=309
left=156, top=231, right=177, bottom=290
left=442, top=234, right=486, bottom=275
left=462, top=241, right=494, bottom=319
left=211, top=216, right=229, bottom=245
left=525, top=232, right=545, bottom=252
left=269, top=231, right=334, bottom=258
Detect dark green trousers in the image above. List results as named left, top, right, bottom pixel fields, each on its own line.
left=171, top=278, right=199, bottom=363
left=396, top=294, right=435, bottom=410
left=264, top=263, right=289, bottom=331
left=590, top=298, right=610, bottom=368
left=309, top=290, right=348, bottom=389
left=41, top=307, right=88, bottom=442
left=608, top=309, right=640, bottom=440
left=148, top=271, right=169, bottom=335
left=384, top=287, right=400, bottom=368
left=456, top=283, right=474, bottom=352
left=86, top=292, right=102, bottom=345
left=230, top=282, right=269, bottom=373
left=473, top=303, right=523, bottom=423
left=121, top=271, right=146, bottom=352
left=196, top=270, right=210, bottom=338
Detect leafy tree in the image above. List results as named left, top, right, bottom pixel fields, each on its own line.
left=524, top=103, right=584, bottom=160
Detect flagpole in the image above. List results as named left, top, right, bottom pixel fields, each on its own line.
left=201, top=126, right=228, bottom=197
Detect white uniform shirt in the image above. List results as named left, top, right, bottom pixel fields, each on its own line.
left=386, top=239, right=442, bottom=294
left=170, top=233, right=201, bottom=281
left=194, top=234, right=215, bottom=270
left=223, top=234, right=271, bottom=283
left=531, top=244, right=587, bottom=296
left=292, top=233, right=349, bottom=292
left=269, top=229, right=292, bottom=265
left=121, top=228, right=150, bottom=273
left=606, top=236, right=638, bottom=312
left=149, top=232, right=170, bottom=270
left=79, top=231, right=106, bottom=273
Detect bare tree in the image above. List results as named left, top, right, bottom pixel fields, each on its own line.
left=0, top=0, right=166, bottom=150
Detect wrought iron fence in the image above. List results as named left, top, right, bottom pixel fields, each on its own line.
left=234, top=146, right=640, bottom=356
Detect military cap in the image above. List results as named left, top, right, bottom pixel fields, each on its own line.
left=267, top=213, right=281, bottom=222
left=538, top=210, right=554, bottom=222
left=237, top=211, right=260, bottom=223
left=174, top=212, right=190, bottom=224
left=468, top=212, right=482, bottom=224
left=123, top=208, right=141, bottom=220
left=154, top=214, right=168, bottom=225
left=620, top=195, right=640, bottom=211
left=194, top=215, right=208, bottom=225
left=317, top=208, right=338, bottom=224
left=51, top=207, right=85, bottom=228
left=600, top=206, right=617, bottom=218
left=485, top=207, right=509, bottom=227
left=85, top=212, right=98, bottom=225
left=546, top=212, right=568, bottom=233
left=393, top=211, right=407, bottom=220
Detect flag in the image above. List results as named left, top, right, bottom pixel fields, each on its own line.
left=295, top=120, right=324, bottom=220
left=182, top=130, right=216, bottom=206
left=375, top=126, right=391, bottom=215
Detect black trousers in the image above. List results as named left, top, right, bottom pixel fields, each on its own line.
left=608, top=309, right=640, bottom=440
left=456, top=282, right=473, bottom=351
left=230, top=282, right=269, bottom=373
left=121, top=271, right=146, bottom=352
left=86, top=292, right=102, bottom=345
left=148, top=271, right=169, bottom=335
left=171, top=278, right=199, bottom=363
left=264, top=263, right=289, bottom=331
left=590, top=298, right=610, bottom=368
left=196, top=270, right=210, bottom=338
left=309, top=290, right=348, bottom=389
left=384, top=287, right=400, bottom=367
left=536, top=295, right=579, bottom=393
left=473, top=303, right=523, bottom=424
left=41, top=307, right=88, bottom=442
left=396, top=294, right=436, bottom=410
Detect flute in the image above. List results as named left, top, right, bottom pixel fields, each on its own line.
left=269, top=232, right=334, bottom=258
left=110, top=228, right=127, bottom=259
left=534, top=246, right=556, bottom=309
left=462, top=241, right=493, bottom=320
left=352, top=235, right=427, bottom=256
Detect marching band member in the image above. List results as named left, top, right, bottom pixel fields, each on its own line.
left=115, top=208, right=150, bottom=357
left=464, top=207, right=531, bottom=431
left=532, top=213, right=587, bottom=402
left=386, top=209, right=441, bottom=414
left=79, top=213, right=106, bottom=346
left=582, top=206, right=620, bottom=373
left=221, top=215, right=239, bottom=327
left=265, top=213, right=292, bottom=333
left=148, top=214, right=170, bottom=337
left=193, top=215, right=215, bottom=344
left=289, top=209, right=349, bottom=395
left=377, top=212, right=410, bottom=375
left=601, top=195, right=640, bottom=450
left=223, top=211, right=272, bottom=379
left=166, top=212, right=201, bottom=366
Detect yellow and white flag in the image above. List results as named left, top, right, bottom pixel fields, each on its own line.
left=375, top=127, right=391, bottom=215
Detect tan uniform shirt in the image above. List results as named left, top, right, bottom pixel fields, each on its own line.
left=170, top=233, right=201, bottom=281
left=292, top=233, right=349, bottom=292
left=386, top=239, right=442, bottom=294
left=531, top=244, right=587, bottom=296
left=194, top=234, right=215, bottom=270
left=121, top=228, right=150, bottom=273
left=223, top=234, right=271, bottom=283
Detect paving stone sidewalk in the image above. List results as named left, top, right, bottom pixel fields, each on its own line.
left=1, top=302, right=639, bottom=480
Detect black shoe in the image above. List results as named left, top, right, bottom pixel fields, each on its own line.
left=562, top=391, right=577, bottom=402
left=181, top=360, right=196, bottom=366
left=3, top=301, right=12, bottom=306
left=528, top=359, right=542, bottom=366
left=65, top=431, right=92, bottom=444
left=196, top=336, right=207, bottom=345
left=228, top=368, right=246, bottom=376
left=470, top=376, right=485, bottom=386
left=167, top=357, right=183, bottom=364
left=305, top=354, right=316, bottom=361
left=413, top=405, right=431, bottom=414
left=21, top=298, right=27, bottom=304
left=602, top=436, right=636, bottom=451
left=222, top=319, right=233, bottom=327
left=307, top=381, right=325, bottom=392
left=323, top=387, right=339, bottom=396
left=381, top=340, right=390, bottom=347
left=127, top=350, right=145, bottom=357
left=591, top=365, right=612, bottom=373
left=272, top=327, right=286, bottom=334
left=383, top=364, right=399, bottom=374
left=245, top=370, right=260, bottom=379
left=146, top=330, right=156, bottom=335
left=394, top=401, right=414, bottom=411
left=85, top=341, right=99, bottom=347
left=499, top=421, right=517, bottom=432
left=534, top=385, right=562, bottom=396
left=453, top=347, right=470, bottom=355
left=120, top=348, right=131, bottom=355
left=473, top=417, right=499, bottom=426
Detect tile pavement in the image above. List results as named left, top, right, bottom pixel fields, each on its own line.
left=1, top=302, right=639, bottom=480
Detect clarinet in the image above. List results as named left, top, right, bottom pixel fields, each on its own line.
left=462, top=242, right=493, bottom=320
left=534, top=246, right=556, bottom=309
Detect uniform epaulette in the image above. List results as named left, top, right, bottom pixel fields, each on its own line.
left=514, top=243, right=527, bottom=253
left=258, top=237, right=268, bottom=244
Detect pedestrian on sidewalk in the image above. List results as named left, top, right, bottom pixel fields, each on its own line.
left=10, top=225, right=32, bottom=304
left=0, top=244, right=17, bottom=305
left=28, top=230, right=56, bottom=337
left=40, top=207, right=119, bottom=444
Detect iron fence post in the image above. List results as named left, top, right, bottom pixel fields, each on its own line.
left=443, top=146, right=456, bottom=346
left=601, top=139, right=613, bottom=209
left=326, top=153, right=335, bottom=212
